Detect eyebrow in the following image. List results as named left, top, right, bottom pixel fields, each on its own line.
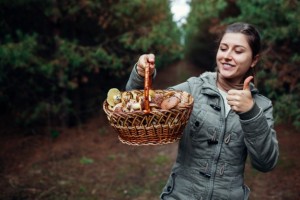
left=220, top=43, right=246, bottom=49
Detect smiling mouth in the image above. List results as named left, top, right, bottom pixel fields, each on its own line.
left=222, top=62, right=235, bottom=70
left=223, top=62, right=234, bottom=67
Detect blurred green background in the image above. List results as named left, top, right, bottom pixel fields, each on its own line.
left=0, top=0, right=299, bottom=129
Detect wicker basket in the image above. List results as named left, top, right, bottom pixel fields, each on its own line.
left=103, top=66, right=194, bottom=145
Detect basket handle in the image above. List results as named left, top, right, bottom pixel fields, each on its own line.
left=144, top=65, right=152, bottom=114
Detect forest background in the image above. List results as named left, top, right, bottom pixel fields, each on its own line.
left=0, top=0, right=299, bottom=129
left=0, top=0, right=300, bottom=199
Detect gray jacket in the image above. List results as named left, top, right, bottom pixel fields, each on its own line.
left=126, top=67, right=279, bottom=200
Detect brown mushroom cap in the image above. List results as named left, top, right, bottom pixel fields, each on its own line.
left=161, top=96, right=180, bottom=110
left=176, top=102, right=190, bottom=109
left=152, top=93, right=164, bottom=107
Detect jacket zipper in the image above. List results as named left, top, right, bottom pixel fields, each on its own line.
left=207, top=92, right=228, bottom=200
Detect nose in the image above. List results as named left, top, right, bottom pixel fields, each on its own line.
left=224, top=50, right=232, bottom=60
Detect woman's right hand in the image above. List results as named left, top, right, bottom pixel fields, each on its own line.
left=136, top=54, right=155, bottom=77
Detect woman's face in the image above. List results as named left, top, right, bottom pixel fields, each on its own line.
left=216, top=32, right=258, bottom=84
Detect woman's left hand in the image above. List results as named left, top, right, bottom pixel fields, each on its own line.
left=226, top=76, right=254, bottom=113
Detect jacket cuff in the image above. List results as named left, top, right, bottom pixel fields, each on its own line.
left=238, top=102, right=260, bottom=120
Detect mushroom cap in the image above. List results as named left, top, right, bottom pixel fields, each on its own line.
left=107, top=88, right=121, bottom=106
left=164, top=91, right=176, bottom=98
left=121, top=91, right=133, bottom=103
left=181, top=91, right=190, bottom=103
left=131, top=102, right=142, bottom=111
left=176, top=102, right=190, bottom=109
left=131, top=90, right=143, bottom=101
left=112, top=102, right=123, bottom=112
left=152, top=93, right=164, bottom=107
left=149, top=89, right=156, bottom=98
left=161, top=96, right=180, bottom=110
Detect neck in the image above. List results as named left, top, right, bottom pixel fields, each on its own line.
left=217, top=73, right=243, bottom=92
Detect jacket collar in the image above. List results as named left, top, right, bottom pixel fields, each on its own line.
left=198, top=72, right=259, bottom=96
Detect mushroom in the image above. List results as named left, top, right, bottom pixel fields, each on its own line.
left=122, top=91, right=133, bottom=104
left=112, top=103, right=123, bottom=112
left=164, top=91, right=176, bottom=98
left=181, top=91, right=190, bottom=104
left=149, top=103, right=160, bottom=111
left=131, top=102, right=142, bottom=111
left=161, top=96, right=180, bottom=110
left=131, top=90, right=143, bottom=101
left=176, top=102, right=190, bottom=109
left=151, top=93, right=164, bottom=107
left=107, top=88, right=121, bottom=106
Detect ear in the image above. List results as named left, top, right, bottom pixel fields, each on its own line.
left=251, top=54, right=260, bottom=68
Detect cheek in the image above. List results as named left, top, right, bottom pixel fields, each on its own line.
left=236, top=57, right=253, bottom=74
left=236, top=55, right=252, bottom=66
left=216, top=51, right=222, bottom=61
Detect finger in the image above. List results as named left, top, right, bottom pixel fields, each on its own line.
left=141, top=54, right=154, bottom=65
left=141, top=55, right=149, bottom=67
left=227, top=89, right=239, bottom=95
left=243, top=76, right=253, bottom=90
left=147, top=53, right=155, bottom=64
left=226, top=95, right=240, bottom=102
left=227, top=100, right=238, bottom=108
left=230, top=105, right=240, bottom=112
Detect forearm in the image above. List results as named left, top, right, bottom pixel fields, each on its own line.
left=241, top=105, right=279, bottom=172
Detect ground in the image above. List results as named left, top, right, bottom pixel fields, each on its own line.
left=0, top=61, right=300, bottom=200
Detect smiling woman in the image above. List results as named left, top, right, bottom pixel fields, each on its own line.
left=126, top=22, right=279, bottom=200
left=170, top=0, right=190, bottom=26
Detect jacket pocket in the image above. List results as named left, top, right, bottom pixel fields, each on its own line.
left=189, top=110, right=207, bottom=141
left=160, top=168, right=204, bottom=200
left=160, top=173, right=176, bottom=199
left=228, top=184, right=250, bottom=200
left=229, top=175, right=250, bottom=200
left=243, top=184, right=250, bottom=200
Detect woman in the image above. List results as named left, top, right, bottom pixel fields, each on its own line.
left=126, top=22, right=279, bottom=200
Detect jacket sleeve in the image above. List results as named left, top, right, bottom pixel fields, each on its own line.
left=239, top=99, right=279, bottom=172
left=169, top=81, right=192, bottom=94
left=169, top=76, right=203, bottom=94
left=125, top=64, right=157, bottom=91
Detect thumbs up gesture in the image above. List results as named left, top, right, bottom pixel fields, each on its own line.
left=226, top=76, right=254, bottom=113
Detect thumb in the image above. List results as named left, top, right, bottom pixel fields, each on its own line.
left=243, top=76, right=253, bottom=90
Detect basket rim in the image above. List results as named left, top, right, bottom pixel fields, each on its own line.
left=103, top=99, right=193, bottom=116
left=103, top=89, right=194, bottom=116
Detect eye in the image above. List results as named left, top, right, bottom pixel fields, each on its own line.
left=219, top=46, right=227, bottom=52
left=234, top=47, right=245, bottom=54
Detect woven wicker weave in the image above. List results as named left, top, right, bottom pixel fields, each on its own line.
left=103, top=66, right=194, bottom=145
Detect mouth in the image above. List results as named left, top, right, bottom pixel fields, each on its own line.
left=222, top=62, right=235, bottom=70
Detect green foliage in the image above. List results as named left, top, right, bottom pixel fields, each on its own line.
left=184, top=0, right=228, bottom=69
left=0, top=0, right=182, bottom=128
left=228, top=0, right=300, bottom=128
left=273, top=94, right=300, bottom=128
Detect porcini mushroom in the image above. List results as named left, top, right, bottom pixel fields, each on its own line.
left=161, top=96, right=180, bottom=110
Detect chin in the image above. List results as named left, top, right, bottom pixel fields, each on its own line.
left=219, top=71, right=235, bottom=79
